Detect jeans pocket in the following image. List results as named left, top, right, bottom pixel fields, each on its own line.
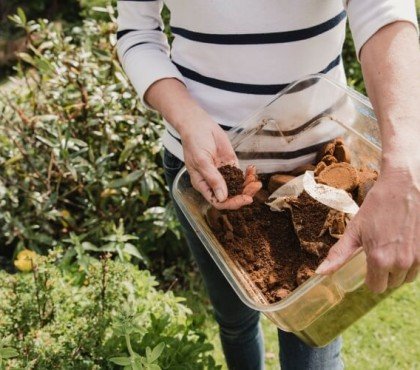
left=163, top=149, right=184, bottom=174
left=163, top=150, right=184, bottom=194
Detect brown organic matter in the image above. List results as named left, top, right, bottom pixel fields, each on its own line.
left=206, top=139, right=377, bottom=304
left=287, top=192, right=340, bottom=257
left=207, top=201, right=319, bottom=303
left=317, top=162, right=359, bottom=192
left=218, top=165, right=244, bottom=196
left=355, top=168, right=378, bottom=205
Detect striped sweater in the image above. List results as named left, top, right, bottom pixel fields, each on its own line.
left=116, top=0, right=418, bottom=164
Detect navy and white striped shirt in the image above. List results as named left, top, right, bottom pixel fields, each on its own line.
left=116, top=0, right=418, bottom=164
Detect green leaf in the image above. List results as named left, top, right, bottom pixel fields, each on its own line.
left=35, top=135, right=57, bottom=148
left=148, top=342, right=165, bottom=363
left=17, top=52, right=35, bottom=66
left=108, top=170, right=143, bottom=188
left=17, top=7, right=26, bottom=24
left=0, top=347, right=19, bottom=359
left=145, top=347, right=151, bottom=360
left=109, top=356, right=131, bottom=366
left=68, top=138, right=88, bottom=148
left=35, top=58, right=52, bottom=74
left=81, top=242, right=100, bottom=252
left=123, top=244, right=143, bottom=260
left=92, top=6, right=109, bottom=13
left=146, top=365, right=161, bottom=370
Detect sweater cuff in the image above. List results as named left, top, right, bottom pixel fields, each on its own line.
left=346, top=0, right=419, bottom=60
left=121, top=48, right=186, bottom=108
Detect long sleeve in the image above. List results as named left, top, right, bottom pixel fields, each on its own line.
left=343, top=0, right=419, bottom=59
left=116, top=0, right=185, bottom=105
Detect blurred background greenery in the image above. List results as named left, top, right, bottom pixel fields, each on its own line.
left=0, top=2, right=419, bottom=369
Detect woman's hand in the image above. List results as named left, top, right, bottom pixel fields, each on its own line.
left=145, top=78, right=260, bottom=210
left=316, top=163, right=420, bottom=293
left=180, top=110, right=261, bottom=210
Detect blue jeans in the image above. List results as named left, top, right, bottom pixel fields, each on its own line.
left=163, top=150, right=343, bottom=370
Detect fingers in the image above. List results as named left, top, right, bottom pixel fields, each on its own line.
left=188, top=154, right=228, bottom=202
left=191, top=161, right=261, bottom=210
left=243, top=165, right=258, bottom=187
left=388, top=271, right=408, bottom=289
left=198, top=162, right=228, bottom=202
left=365, top=266, right=389, bottom=294
left=190, top=168, right=253, bottom=210
left=242, top=166, right=262, bottom=197
left=217, top=195, right=253, bottom=210
left=190, top=170, right=217, bottom=204
left=243, top=181, right=262, bottom=197
left=404, top=266, right=418, bottom=283
left=316, top=221, right=360, bottom=275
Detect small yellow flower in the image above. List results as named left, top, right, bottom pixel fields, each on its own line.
left=14, top=249, right=38, bottom=272
left=60, top=209, right=71, bottom=219
left=100, top=188, right=118, bottom=198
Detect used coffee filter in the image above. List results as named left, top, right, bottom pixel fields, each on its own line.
left=268, top=171, right=360, bottom=216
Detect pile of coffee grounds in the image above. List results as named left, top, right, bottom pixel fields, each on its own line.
left=208, top=201, right=319, bottom=303
left=207, top=139, right=378, bottom=304
left=218, top=165, right=244, bottom=196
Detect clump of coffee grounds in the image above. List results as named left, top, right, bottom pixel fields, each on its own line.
left=218, top=165, right=244, bottom=196
left=287, top=192, right=338, bottom=257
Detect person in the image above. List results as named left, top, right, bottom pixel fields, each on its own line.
left=116, top=1, right=420, bottom=369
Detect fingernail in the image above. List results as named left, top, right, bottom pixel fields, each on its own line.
left=315, top=260, right=331, bottom=274
left=215, top=188, right=225, bottom=202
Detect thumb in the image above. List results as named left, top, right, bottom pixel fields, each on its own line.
left=316, top=221, right=360, bottom=275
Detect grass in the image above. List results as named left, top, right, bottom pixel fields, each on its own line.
left=183, top=278, right=420, bottom=369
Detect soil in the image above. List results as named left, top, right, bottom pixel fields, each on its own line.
left=218, top=165, right=244, bottom=196
left=207, top=138, right=378, bottom=304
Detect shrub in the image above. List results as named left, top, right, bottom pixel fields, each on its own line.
left=0, top=250, right=219, bottom=369
left=0, top=11, right=182, bottom=262
left=342, top=25, right=365, bottom=94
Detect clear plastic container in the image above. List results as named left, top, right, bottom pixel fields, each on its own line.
left=172, top=74, right=393, bottom=347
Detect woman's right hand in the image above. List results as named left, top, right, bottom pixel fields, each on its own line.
left=179, top=109, right=261, bottom=210
left=144, top=78, right=260, bottom=209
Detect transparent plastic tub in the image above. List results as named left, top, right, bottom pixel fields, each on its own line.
left=172, top=74, right=393, bottom=347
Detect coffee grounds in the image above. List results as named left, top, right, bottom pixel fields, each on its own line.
left=355, top=168, right=378, bottom=205
left=317, top=162, right=359, bottom=192
left=218, top=165, right=244, bottom=197
left=211, top=168, right=326, bottom=303
left=211, top=202, right=319, bottom=303
left=287, top=192, right=338, bottom=257
left=208, top=140, right=376, bottom=304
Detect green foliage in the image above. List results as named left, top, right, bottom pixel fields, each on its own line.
left=0, top=251, right=219, bottom=369
left=343, top=25, right=365, bottom=94
left=0, top=0, right=81, bottom=38
left=0, top=13, right=182, bottom=261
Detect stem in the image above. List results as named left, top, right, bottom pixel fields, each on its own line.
left=125, top=333, right=135, bottom=357
left=32, top=265, right=43, bottom=326
left=100, top=254, right=108, bottom=315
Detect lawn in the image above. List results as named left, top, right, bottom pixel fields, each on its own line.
left=185, top=280, right=420, bottom=369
